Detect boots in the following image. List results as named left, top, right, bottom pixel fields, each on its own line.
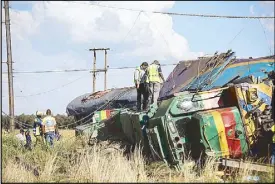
left=137, top=101, right=142, bottom=111
left=143, top=100, right=149, bottom=111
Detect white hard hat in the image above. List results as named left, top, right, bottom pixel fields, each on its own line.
left=36, top=111, right=43, bottom=116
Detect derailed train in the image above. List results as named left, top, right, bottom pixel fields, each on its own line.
left=67, top=50, right=274, bottom=170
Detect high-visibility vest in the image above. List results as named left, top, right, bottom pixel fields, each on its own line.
left=148, top=64, right=160, bottom=83
left=42, top=116, right=56, bottom=133
left=271, top=125, right=275, bottom=143
left=33, top=117, right=42, bottom=136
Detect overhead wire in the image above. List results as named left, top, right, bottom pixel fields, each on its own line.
left=67, top=1, right=274, bottom=19
left=2, top=74, right=89, bottom=98
left=120, top=11, right=142, bottom=44
left=142, top=11, right=177, bottom=87
left=2, top=111, right=33, bottom=128
left=143, top=11, right=173, bottom=55
left=2, top=68, right=105, bottom=74
left=1, top=63, right=177, bottom=99
left=17, top=74, right=89, bottom=97
left=2, top=63, right=178, bottom=74
left=226, top=20, right=251, bottom=49
left=257, top=18, right=273, bottom=56
left=66, top=1, right=274, bottom=59
left=106, top=10, right=142, bottom=57
left=4, top=2, right=273, bottom=118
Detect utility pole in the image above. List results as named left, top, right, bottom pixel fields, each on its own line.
left=104, top=50, right=108, bottom=91
left=89, top=48, right=110, bottom=92
left=4, top=1, right=15, bottom=132
left=93, top=50, right=96, bottom=93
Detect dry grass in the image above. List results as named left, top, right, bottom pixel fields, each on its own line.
left=2, top=129, right=75, bottom=140
left=2, top=130, right=274, bottom=183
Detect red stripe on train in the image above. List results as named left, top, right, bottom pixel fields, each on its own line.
left=217, top=108, right=242, bottom=158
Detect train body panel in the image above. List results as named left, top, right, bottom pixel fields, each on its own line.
left=71, top=51, right=274, bottom=170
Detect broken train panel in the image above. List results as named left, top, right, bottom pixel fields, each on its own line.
left=147, top=78, right=274, bottom=168
left=159, top=53, right=274, bottom=100
left=73, top=72, right=274, bottom=170
left=70, top=51, right=274, bottom=171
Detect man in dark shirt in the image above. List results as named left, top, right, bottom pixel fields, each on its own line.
left=25, top=129, right=32, bottom=150
left=33, top=111, right=44, bottom=147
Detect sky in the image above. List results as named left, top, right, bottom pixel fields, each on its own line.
left=1, top=1, right=274, bottom=115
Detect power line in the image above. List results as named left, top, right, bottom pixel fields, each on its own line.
left=120, top=11, right=142, bottom=44
left=2, top=74, right=89, bottom=98
left=143, top=11, right=173, bottom=56
left=2, top=63, right=178, bottom=74
left=225, top=20, right=251, bottom=50
left=105, top=11, right=141, bottom=55
left=68, top=1, right=275, bottom=19
left=2, top=111, right=32, bottom=128
left=2, top=64, right=175, bottom=99
left=258, top=19, right=273, bottom=56
left=2, top=68, right=106, bottom=74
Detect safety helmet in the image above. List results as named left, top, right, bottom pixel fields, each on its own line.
left=36, top=111, right=43, bottom=117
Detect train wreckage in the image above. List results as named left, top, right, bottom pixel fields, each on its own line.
left=66, top=50, right=274, bottom=171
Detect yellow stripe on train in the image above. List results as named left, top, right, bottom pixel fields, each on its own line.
left=211, top=111, right=229, bottom=157
left=99, top=110, right=106, bottom=120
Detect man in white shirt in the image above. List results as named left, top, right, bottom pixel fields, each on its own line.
left=42, top=109, right=57, bottom=148
left=16, top=129, right=25, bottom=146
left=134, top=62, right=149, bottom=111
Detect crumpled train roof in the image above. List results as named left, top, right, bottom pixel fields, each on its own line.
left=159, top=54, right=274, bottom=100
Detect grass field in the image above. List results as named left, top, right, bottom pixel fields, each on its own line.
left=2, top=129, right=274, bottom=183
left=2, top=129, right=75, bottom=140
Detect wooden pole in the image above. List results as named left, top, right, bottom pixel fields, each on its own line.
left=93, top=50, right=96, bottom=93
left=89, top=48, right=110, bottom=92
left=4, top=1, right=15, bottom=132
left=104, top=50, right=107, bottom=90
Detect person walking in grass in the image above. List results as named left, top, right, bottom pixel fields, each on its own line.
left=16, top=129, right=25, bottom=147
left=42, top=109, right=57, bottom=148
left=55, top=128, right=61, bottom=141
left=33, top=111, right=44, bottom=147
left=24, top=129, right=32, bottom=150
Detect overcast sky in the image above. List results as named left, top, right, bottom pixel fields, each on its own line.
left=1, top=1, right=274, bottom=115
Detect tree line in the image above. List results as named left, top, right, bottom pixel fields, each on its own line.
left=1, top=114, right=76, bottom=130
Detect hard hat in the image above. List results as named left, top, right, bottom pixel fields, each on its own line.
left=36, top=111, right=43, bottom=116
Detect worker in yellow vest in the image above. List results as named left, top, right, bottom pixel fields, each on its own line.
left=134, top=62, right=149, bottom=111
left=270, top=124, right=275, bottom=165
left=33, top=111, right=44, bottom=147
left=42, top=109, right=57, bottom=148
left=146, top=60, right=165, bottom=105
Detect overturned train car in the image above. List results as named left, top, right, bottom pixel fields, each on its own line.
left=67, top=50, right=274, bottom=170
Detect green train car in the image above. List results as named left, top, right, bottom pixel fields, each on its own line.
left=76, top=77, right=274, bottom=170
left=72, top=52, right=274, bottom=170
